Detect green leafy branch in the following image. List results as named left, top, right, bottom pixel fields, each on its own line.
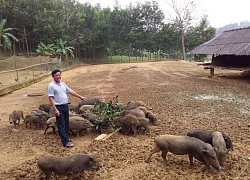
left=91, top=96, right=124, bottom=131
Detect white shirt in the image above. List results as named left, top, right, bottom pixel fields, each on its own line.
left=47, top=80, right=71, bottom=105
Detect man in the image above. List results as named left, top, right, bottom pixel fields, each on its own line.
left=47, top=69, right=86, bottom=147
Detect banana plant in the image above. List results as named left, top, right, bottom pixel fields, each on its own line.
left=0, top=19, right=18, bottom=53
left=54, top=38, right=74, bottom=60
left=36, top=41, right=55, bottom=56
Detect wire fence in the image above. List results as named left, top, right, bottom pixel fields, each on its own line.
left=0, top=55, right=79, bottom=90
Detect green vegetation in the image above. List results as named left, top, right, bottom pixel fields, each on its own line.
left=91, top=96, right=124, bottom=131
left=54, top=39, right=74, bottom=60
left=36, top=39, right=74, bottom=61
left=36, top=42, right=55, bottom=56
left=0, top=0, right=215, bottom=62
left=0, top=19, right=18, bottom=53
left=97, top=54, right=166, bottom=63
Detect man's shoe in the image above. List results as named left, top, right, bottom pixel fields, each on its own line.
left=64, top=142, right=74, bottom=147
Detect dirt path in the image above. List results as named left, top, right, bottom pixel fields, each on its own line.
left=0, top=60, right=249, bottom=179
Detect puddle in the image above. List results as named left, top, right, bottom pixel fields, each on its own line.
left=192, top=94, right=240, bottom=103
left=192, top=94, right=219, bottom=100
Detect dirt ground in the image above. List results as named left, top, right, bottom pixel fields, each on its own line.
left=0, top=60, right=249, bottom=180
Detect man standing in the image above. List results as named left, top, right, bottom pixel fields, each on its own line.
left=48, top=69, right=86, bottom=147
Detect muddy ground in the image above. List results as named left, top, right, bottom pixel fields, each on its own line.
left=0, top=60, right=249, bottom=180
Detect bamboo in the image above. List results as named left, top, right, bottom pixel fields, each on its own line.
left=101, top=127, right=121, bottom=141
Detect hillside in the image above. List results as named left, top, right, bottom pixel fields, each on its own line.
left=216, top=21, right=250, bottom=35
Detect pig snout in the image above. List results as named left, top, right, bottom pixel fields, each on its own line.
left=95, top=163, right=102, bottom=170
left=202, top=148, right=221, bottom=171
left=217, top=150, right=229, bottom=168
left=86, top=152, right=102, bottom=170
left=87, top=156, right=102, bottom=171
left=9, top=116, right=13, bottom=124
left=217, top=165, right=222, bottom=171
left=210, top=156, right=222, bottom=171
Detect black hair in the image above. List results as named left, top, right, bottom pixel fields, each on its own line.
left=51, top=69, right=61, bottom=76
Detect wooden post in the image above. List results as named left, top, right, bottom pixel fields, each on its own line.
left=210, top=54, right=215, bottom=77
left=211, top=54, right=215, bottom=64
left=14, top=55, right=19, bottom=83
left=210, top=68, right=214, bottom=77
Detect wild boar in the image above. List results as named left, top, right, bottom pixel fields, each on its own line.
left=24, top=113, right=47, bottom=129
left=97, top=118, right=113, bottom=134
left=212, top=131, right=229, bottom=168
left=81, top=112, right=99, bottom=123
left=39, top=104, right=52, bottom=114
left=145, top=134, right=221, bottom=171
left=69, top=117, right=94, bottom=138
left=186, top=129, right=234, bottom=151
left=78, top=97, right=103, bottom=110
left=114, top=114, right=139, bottom=135
left=48, top=106, right=55, bottom=117
left=44, top=116, right=93, bottom=136
left=68, top=103, right=78, bottom=113
left=120, top=108, right=146, bottom=118
left=31, top=109, right=51, bottom=119
left=136, top=106, right=148, bottom=114
left=79, top=105, right=100, bottom=114
left=37, top=153, right=102, bottom=180
left=137, top=117, right=150, bottom=133
left=126, top=100, right=148, bottom=109
left=49, top=107, right=81, bottom=117
left=44, top=117, right=57, bottom=134
left=146, top=111, right=157, bottom=125
left=9, top=110, right=24, bottom=126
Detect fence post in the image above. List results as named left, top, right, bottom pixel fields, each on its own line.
left=14, top=55, right=19, bottom=83
left=33, top=67, right=35, bottom=79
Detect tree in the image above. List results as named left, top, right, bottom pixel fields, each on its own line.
left=12, top=0, right=37, bottom=56
left=185, top=16, right=216, bottom=61
left=0, top=18, right=18, bottom=54
left=110, top=3, right=132, bottom=60
left=94, top=7, right=112, bottom=59
left=139, top=1, right=165, bottom=60
left=167, top=0, right=196, bottom=60
left=0, top=0, right=214, bottom=62
left=159, top=23, right=182, bottom=59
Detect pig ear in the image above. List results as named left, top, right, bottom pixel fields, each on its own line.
left=201, top=149, right=209, bottom=155
left=214, top=147, right=219, bottom=153
left=88, top=157, right=94, bottom=165
left=222, top=133, right=229, bottom=141
left=86, top=152, right=92, bottom=155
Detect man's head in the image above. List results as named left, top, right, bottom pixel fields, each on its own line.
left=51, top=69, right=61, bottom=83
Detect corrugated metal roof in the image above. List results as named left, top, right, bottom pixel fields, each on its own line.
left=189, top=27, right=250, bottom=55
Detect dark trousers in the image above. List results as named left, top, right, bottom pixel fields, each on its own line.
left=55, top=105, right=69, bottom=146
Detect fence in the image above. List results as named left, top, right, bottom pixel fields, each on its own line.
left=0, top=55, right=79, bottom=94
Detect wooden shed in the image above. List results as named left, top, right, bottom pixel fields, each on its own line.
left=190, top=27, right=250, bottom=77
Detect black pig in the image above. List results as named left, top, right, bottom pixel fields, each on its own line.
left=38, top=104, right=52, bottom=114
left=78, top=97, right=102, bottom=110
left=97, top=118, right=113, bottom=133
left=187, top=129, right=234, bottom=151
left=37, top=153, right=102, bottom=180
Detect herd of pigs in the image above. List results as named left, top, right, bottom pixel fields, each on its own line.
left=8, top=97, right=233, bottom=180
